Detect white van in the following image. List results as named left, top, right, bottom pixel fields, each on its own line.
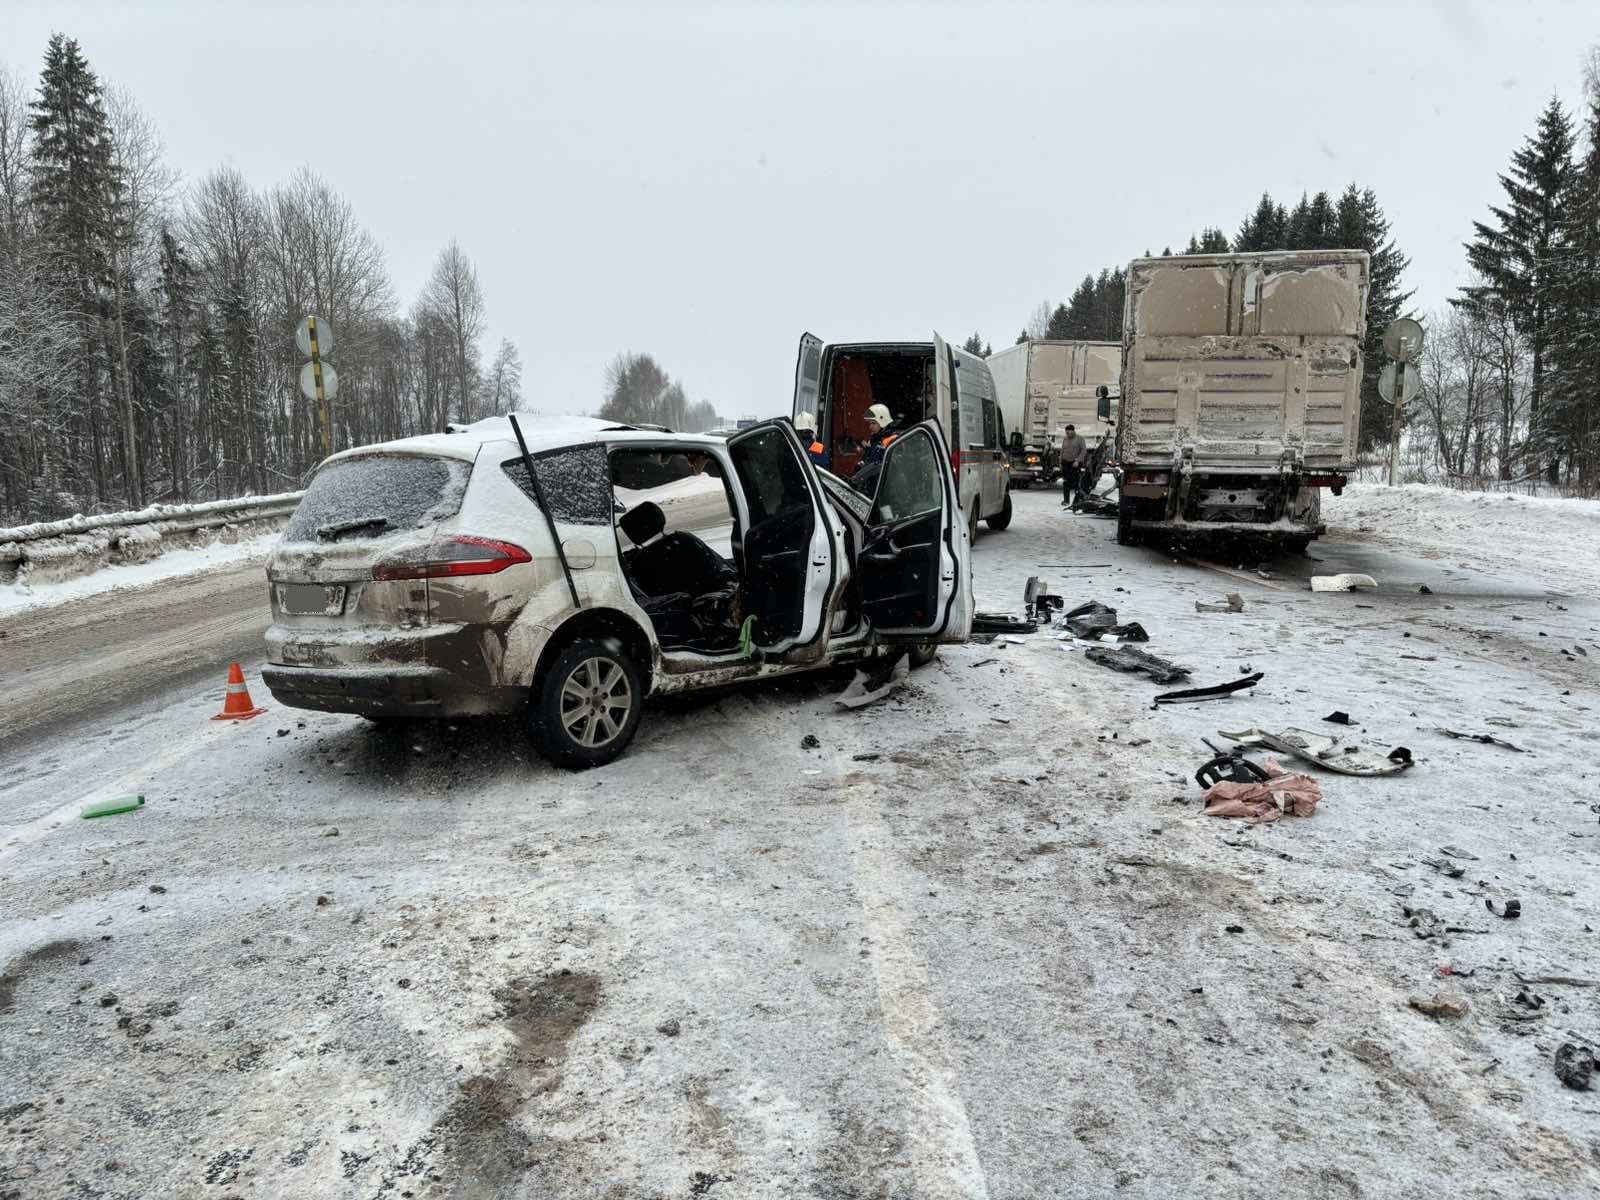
left=792, top=333, right=1013, bottom=536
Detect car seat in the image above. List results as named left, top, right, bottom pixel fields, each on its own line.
left=618, top=501, right=737, bottom=598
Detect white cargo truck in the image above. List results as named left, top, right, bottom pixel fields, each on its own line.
left=988, top=340, right=1121, bottom=487
left=1115, top=250, right=1370, bottom=549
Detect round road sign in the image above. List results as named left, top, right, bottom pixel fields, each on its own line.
left=295, top=315, right=335, bottom=359
left=1382, top=317, right=1424, bottom=361
left=1378, top=361, right=1419, bottom=405
left=299, top=361, right=339, bottom=403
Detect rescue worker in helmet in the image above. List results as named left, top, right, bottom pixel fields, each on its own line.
left=859, top=404, right=898, bottom=465
left=795, top=411, right=830, bottom=471
left=849, top=403, right=899, bottom=494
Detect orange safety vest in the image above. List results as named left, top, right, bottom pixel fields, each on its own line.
left=809, top=441, right=824, bottom=455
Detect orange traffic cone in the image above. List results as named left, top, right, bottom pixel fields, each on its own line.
left=212, top=662, right=266, bottom=721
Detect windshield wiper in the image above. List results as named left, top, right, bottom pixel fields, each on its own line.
left=316, top=515, right=390, bottom=541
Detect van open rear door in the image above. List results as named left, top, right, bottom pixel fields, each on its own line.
left=856, top=420, right=972, bottom=643
left=793, top=333, right=824, bottom=422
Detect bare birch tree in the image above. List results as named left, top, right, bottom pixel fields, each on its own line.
left=419, top=239, right=484, bottom=424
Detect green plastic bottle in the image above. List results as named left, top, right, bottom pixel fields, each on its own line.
left=81, top=794, right=144, bottom=819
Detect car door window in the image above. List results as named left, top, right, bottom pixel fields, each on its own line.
left=502, top=444, right=613, bottom=524
left=870, top=431, right=942, bottom=525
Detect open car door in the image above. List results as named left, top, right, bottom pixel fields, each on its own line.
left=725, top=419, right=840, bottom=654
left=856, top=420, right=973, bottom=643
left=792, top=332, right=823, bottom=422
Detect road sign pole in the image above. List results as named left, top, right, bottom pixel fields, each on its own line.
left=308, top=316, right=330, bottom=456
left=1386, top=357, right=1403, bottom=487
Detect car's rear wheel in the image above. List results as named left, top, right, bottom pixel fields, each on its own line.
left=529, top=637, right=644, bottom=769
left=987, top=492, right=1013, bottom=530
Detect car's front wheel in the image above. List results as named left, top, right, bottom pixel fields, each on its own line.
left=908, top=643, right=938, bottom=668
left=529, top=638, right=644, bottom=769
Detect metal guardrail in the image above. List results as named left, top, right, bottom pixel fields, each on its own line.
left=0, top=491, right=304, bottom=548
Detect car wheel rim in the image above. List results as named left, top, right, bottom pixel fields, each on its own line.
left=559, top=657, right=633, bottom=749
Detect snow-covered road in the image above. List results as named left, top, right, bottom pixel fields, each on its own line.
left=1, top=487, right=1597, bottom=1198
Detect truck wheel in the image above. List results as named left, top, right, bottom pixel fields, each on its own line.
left=986, top=492, right=1013, bottom=531
left=1116, top=496, right=1142, bottom=547
left=528, top=637, right=644, bottom=769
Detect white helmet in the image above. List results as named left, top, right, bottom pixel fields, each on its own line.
left=795, top=411, right=817, bottom=434
left=865, top=403, right=892, bottom=428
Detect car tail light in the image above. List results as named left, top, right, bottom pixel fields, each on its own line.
left=372, top=536, right=532, bottom=581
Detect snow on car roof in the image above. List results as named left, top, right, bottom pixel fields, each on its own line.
left=320, top=413, right=737, bottom=467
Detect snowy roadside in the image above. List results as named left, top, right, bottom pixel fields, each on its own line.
left=1327, top=482, right=1600, bottom=590
left=0, top=529, right=281, bottom=618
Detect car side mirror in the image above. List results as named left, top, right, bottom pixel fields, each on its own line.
left=1095, top=385, right=1111, bottom=421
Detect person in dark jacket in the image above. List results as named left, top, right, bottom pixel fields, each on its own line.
left=850, top=404, right=898, bottom=493
left=1059, top=424, right=1089, bottom=508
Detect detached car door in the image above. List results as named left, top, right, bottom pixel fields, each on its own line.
left=725, top=419, right=841, bottom=654
left=855, top=420, right=973, bottom=642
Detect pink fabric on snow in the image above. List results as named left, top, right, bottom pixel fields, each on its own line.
left=1201, top=758, right=1322, bottom=823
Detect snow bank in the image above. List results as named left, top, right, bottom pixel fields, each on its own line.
left=1328, top=483, right=1600, bottom=588
left=0, top=528, right=280, bottom=616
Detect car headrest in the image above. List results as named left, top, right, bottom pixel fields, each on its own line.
left=619, top=500, right=666, bottom=546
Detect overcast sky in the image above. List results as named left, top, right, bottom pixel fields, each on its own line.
left=5, top=1, right=1597, bottom=421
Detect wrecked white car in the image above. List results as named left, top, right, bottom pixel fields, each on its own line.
left=263, top=415, right=972, bottom=767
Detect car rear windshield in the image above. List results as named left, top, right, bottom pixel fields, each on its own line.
left=283, top=453, right=471, bottom=543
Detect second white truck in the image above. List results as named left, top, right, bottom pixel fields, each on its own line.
left=988, top=340, right=1121, bottom=487
left=1115, top=249, right=1370, bottom=550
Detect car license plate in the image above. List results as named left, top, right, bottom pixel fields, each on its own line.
left=278, top=583, right=346, bottom=616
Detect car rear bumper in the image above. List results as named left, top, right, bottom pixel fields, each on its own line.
left=261, top=663, right=525, bottom=718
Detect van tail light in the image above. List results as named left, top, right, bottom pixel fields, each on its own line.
left=372, top=536, right=532, bottom=581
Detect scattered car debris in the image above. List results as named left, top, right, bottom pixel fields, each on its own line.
left=1195, top=593, right=1245, bottom=614
left=1323, top=711, right=1353, bottom=725
left=1194, top=738, right=1271, bottom=788
left=1219, top=727, right=1413, bottom=776
left=835, top=655, right=910, bottom=710
left=1420, top=855, right=1465, bottom=878
left=81, top=794, right=144, bottom=820
left=1418, top=584, right=1433, bottom=594
left=1554, top=1042, right=1595, bottom=1091
left=1437, top=728, right=1526, bottom=752
left=1438, top=844, right=1479, bottom=860
left=1085, top=645, right=1191, bottom=684
left=655, top=1017, right=681, bottom=1037
left=1311, top=573, right=1378, bottom=592
left=1200, top=758, right=1321, bottom=823
left=1485, top=897, right=1522, bottom=920
left=1399, top=654, right=1438, bottom=662
left=1404, top=906, right=1445, bottom=939
left=972, top=613, right=1035, bottom=635
left=1154, top=672, right=1263, bottom=706
left=850, top=752, right=880, bottom=762
left=969, top=658, right=998, bottom=669
left=1023, top=577, right=1065, bottom=623
left=1408, top=993, right=1468, bottom=1019
left=800, top=734, right=820, bottom=750
left=1061, top=600, right=1114, bottom=636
